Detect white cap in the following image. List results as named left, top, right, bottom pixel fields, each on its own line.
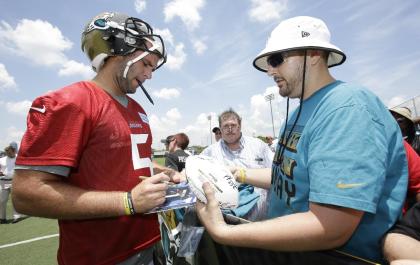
left=253, top=16, right=346, bottom=72
left=9, top=141, right=18, bottom=150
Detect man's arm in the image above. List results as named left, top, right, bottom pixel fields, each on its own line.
left=196, top=183, right=363, bottom=251
left=383, top=233, right=420, bottom=262
left=12, top=169, right=169, bottom=219
left=152, top=160, right=184, bottom=182
left=233, top=168, right=272, bottom=189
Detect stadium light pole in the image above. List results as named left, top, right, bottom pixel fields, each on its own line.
left=265, top=93, right=275, bottom=137
left=208, top=114, right=212, bottom=144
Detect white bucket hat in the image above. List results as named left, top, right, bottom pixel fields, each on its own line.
left=253, top=16, right=346, bottom=72
left=390, top=107, right=414, bottom=124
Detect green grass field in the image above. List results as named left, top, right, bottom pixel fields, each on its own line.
left=0, top=199, right=59, bottom=264
left=0, top=159, right=166, bottom=264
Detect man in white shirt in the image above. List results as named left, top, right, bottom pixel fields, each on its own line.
left=0, top=142, right=25, bottom=224
left=201, top=108, right=274, bottom=221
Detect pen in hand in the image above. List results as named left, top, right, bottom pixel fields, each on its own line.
left=139, top=176, right=174, bottom=185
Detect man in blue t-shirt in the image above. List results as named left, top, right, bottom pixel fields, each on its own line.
left=195, top=16, right=407, bottom=264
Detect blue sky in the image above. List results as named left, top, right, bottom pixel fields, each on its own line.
left=0, top=0, right=419, bottom=150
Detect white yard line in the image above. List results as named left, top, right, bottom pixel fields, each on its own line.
left=0, top=234, right=58, bottom=249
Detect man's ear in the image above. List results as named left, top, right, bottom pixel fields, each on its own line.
left=309, top=50, right=323, bottom=65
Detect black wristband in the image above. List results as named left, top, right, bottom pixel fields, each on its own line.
left=127, top=191, right=136, bottom=215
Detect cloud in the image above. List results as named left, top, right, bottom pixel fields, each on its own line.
left=192, top=38, right=207, bottom=55
left=245, top=86, right=286, bottom=137
left=134, top=0, right=147, bottom=13
left=149, top=108, right=183, bottom=140
left=349, top=1, right=417, bottom=42
left=165, top=43, right=187, bottom=70
left=155, top=28, right=175, bottom=46
left=0, top=19, right=91, bottom=78
left=248, top=0, right=288, bottom=23
left=165, top=108, right=182, bottom=121
left=152, top=87, right=181, bottom=99
left=0, top=19, right=72, bottom=66
left=0, top=63, right=17, bottom=90
left=149, top=110, right=218, bottom=149
left=58, top=60, right=94, bottom=79
left=387, top=96, right=407, bottom=108
left=155, top=28, right=186, bottom=70
left=0, top=99, right=32, bottom=116
left=164, top=0, right=205, bottom=31
left=0, top=126, right=25, bottom=149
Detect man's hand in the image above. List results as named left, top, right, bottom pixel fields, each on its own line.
left=131, top=173, right=170, bottom=213
left=165, top=169, right=186, bottom=183
left=195, top=182, right=228, bottom=241
left=228, top=166, right=240, bottom=181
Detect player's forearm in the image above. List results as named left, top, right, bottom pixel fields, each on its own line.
left=12, top=169, right=126, bottom=219
left=215, top=204, right=362, bottom=251
left=240, top=168, right=272, bottom=189
left=216, top=213, right=336, bottom=251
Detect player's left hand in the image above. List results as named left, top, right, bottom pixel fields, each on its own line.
left=196, top=182, right=228, bottom=241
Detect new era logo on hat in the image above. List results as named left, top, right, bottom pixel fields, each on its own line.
left=301, top=31, right=310, bottom=37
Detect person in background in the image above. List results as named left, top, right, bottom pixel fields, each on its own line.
left=265, top=136, right=278, bottom=152
left=382, top=202, right=420, bottom=264
left=157, top=133, right=193, bottom=265
left=389, top=107, right=420, bottom=211
left=212, top=127, right=222, bottom=142
left=196, top=16, right=407, bottom=264
left=11, top=11, right=180, bottom=265
left=164, top=133, right=190, bottom=172
left=381, top=108, right=420, bottom=264
left=195, top=108, right=273, bottom=265
left=0, top=142, right=26, bottom=224
left=202, top=108, right=273, bottom=220
left=390, top=107, right=419, bottom=155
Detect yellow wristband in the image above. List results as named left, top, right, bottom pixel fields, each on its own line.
left=238, top=168, right=246, bottom=183
left=123, top=193, right=131, bottom=215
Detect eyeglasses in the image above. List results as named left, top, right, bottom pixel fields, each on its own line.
left=267, top=53, right=285, bottom=68
left=221, top=124, right=239, bottom=132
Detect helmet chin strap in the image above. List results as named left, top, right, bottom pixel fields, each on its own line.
left=122, top=51, right=154, bottom=105
left=123, top=51, right=149, bottom=79
left=122, top=38, right=162, bottom=105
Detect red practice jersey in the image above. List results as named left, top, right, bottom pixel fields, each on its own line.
left=17, top=81, right=160, bottom=265
left=404, top=140, right=420, bottom=212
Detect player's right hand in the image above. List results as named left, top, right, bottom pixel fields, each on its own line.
left=131, top=173, right=170, bottom=213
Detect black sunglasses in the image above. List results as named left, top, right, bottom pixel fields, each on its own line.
left=267, top=53, right=285, bottom=68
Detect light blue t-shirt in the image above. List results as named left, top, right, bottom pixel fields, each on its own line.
left=268, top=81, right=408, bottom=262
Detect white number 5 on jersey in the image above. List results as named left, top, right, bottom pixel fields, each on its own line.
left=130, top=134, right=153, bottom=173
